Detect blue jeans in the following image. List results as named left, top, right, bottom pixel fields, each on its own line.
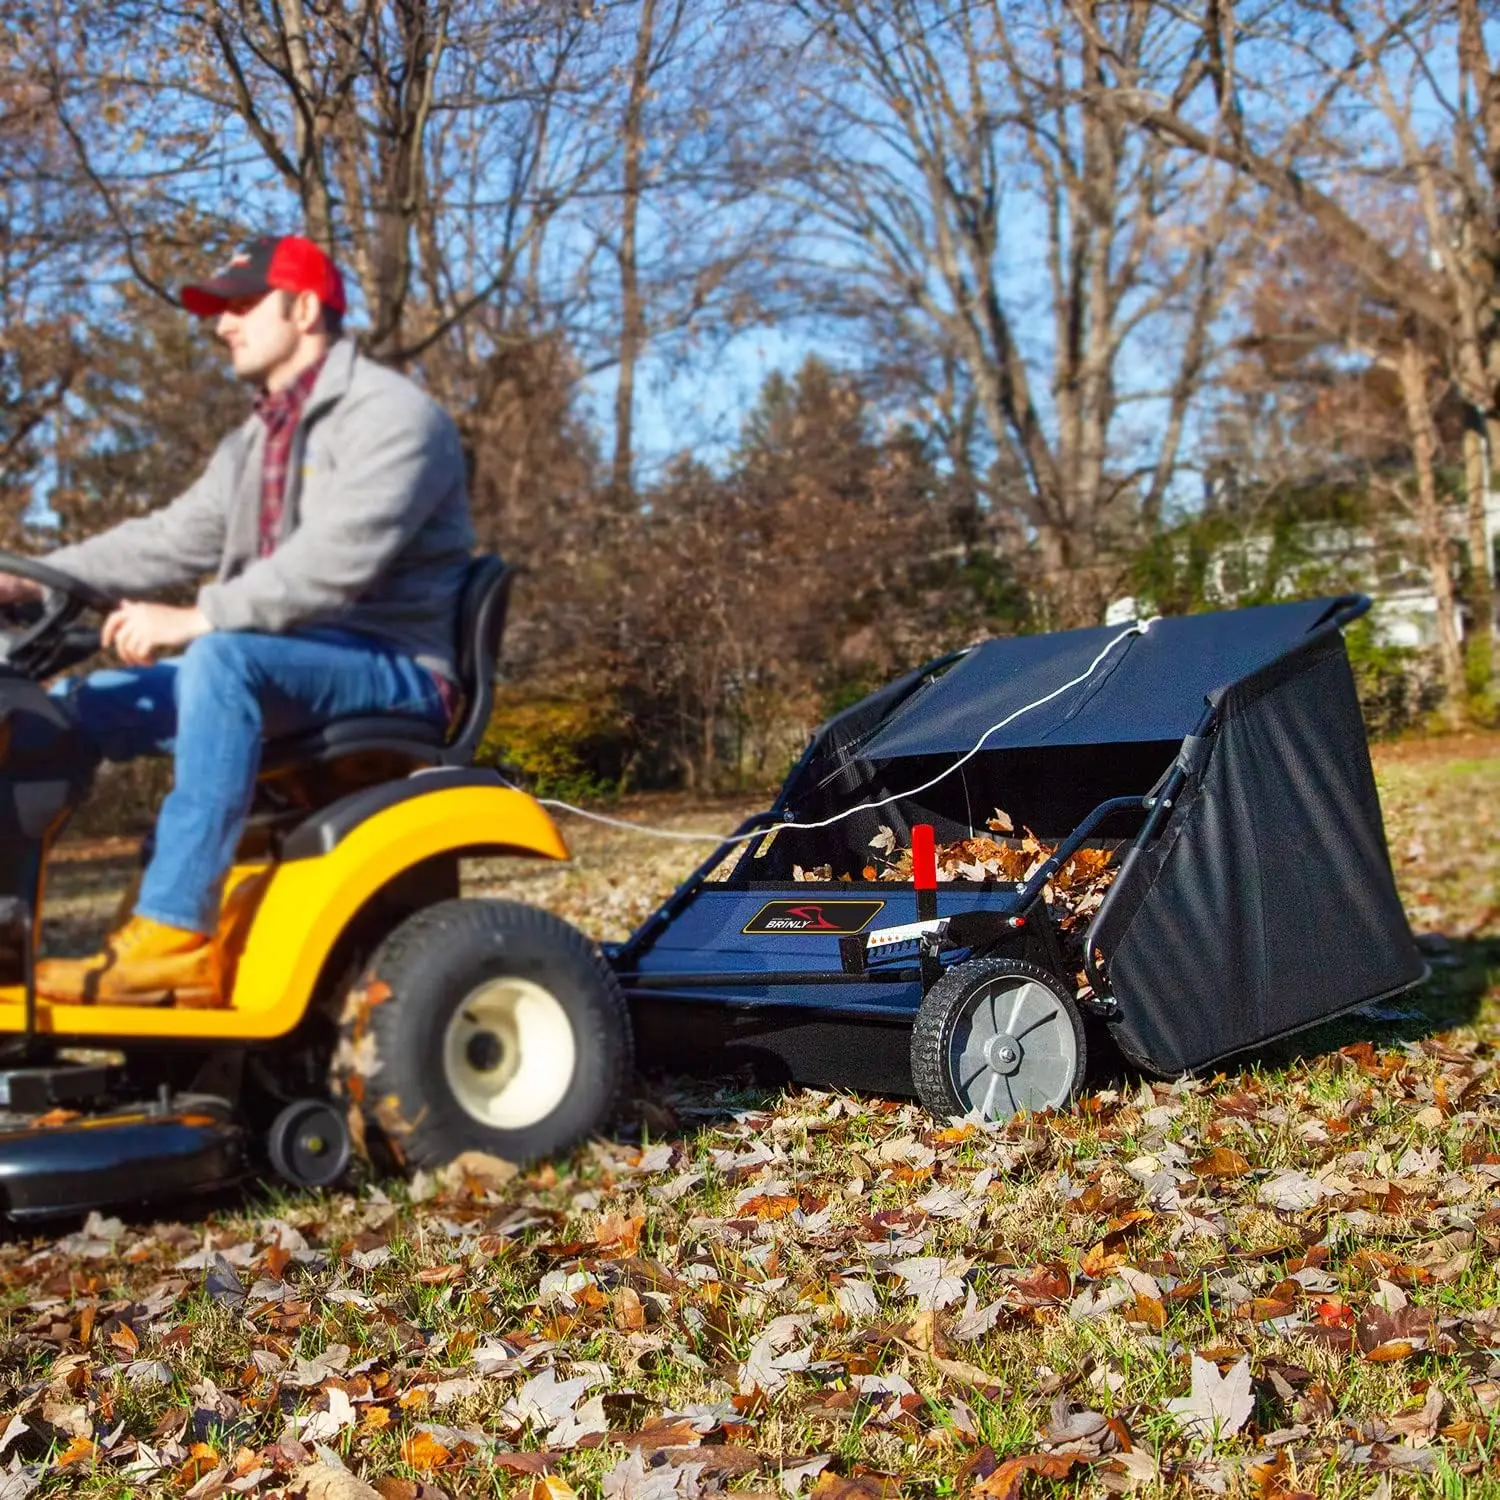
left=52, top=629, right=447, bottom=933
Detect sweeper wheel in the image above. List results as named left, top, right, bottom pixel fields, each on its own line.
left=333, top=898, right=632, bottom=1171
left=911, top=958, right=1086, bottom=1122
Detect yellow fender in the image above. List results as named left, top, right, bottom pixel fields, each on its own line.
left=231, top=782, right=568, bottom=1037
left=10, top=783, right=567, bottom=1041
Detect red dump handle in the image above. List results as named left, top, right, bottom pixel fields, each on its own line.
left=912, top=823, right=938, bottom=922
left=911, top=824, right=937, bottom=889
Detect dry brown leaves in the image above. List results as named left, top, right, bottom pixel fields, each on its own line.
left=791, top=811, right=1119, bottom=939
left=1, top=741, right=1493, bottom=1499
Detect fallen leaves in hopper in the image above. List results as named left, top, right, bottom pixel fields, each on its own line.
left=790, top=817, right=1120, bottom=928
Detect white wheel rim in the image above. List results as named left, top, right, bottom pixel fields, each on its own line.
left=442, top=976, right=576, bottom=1130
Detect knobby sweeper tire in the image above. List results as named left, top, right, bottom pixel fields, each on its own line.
left=911, top=957, right=1086, bottom=1122
left=332, top=898, right=633, bottom=1171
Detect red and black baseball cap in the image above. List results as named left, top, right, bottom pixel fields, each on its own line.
left=180, top=235, right=347, bottom=318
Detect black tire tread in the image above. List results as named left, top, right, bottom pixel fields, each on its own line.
left=332, top=897, right=632, bottom=1170
left=910, top=957, right=1086, bottom=1120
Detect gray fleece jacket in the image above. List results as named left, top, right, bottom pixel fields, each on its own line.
left=47, top=339, right=476, bottom=682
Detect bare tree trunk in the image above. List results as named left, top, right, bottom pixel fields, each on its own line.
left=789, top=0, right=1232, bottom=621
left=700, top=700, right=716, bottom=793
left=1469, top=417, right=1499, bottom=680
left=612, top=0, right=657, bottom=504
left=365, top=0, right=448, bottom=358
left=1399, top=335, right=1467, bottom=725
left=1462, top=419, right=1495, bottom=684
left=1119, top=0, right=1500, bottom=684
left=1035, top=522, right=1100, bottom=629
left=262, top=0, right=346, bottom=247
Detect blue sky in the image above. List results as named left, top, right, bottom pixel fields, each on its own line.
left=583, top=325, right=829, bottom=477
left=39, top=3, right=1497, bottom=516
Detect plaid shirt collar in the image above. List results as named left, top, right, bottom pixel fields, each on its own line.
left=253, top=354, right=326, bottom=558
left=254, top=354, right=326, bottom=432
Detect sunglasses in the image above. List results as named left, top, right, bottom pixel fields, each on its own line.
left=217, top=290, right=278, bottom=316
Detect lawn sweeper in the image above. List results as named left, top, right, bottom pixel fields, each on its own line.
left=615, top=592, right=1426, bottom=1112
left=0, top=555, right=1425, bottom=1220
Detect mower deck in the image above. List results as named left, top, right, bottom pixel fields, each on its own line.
left=0, top=1097, right=245, bottom=1222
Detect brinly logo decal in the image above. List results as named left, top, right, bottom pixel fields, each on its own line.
left=742, top=900, right=885, bottom=935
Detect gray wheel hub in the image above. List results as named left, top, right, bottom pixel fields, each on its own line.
left=983, top=1032, right=1023, bottom=1074
left=949, top=977, right=1078, bottom=1120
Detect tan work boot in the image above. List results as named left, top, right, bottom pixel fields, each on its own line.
left=36, top=916, right=216, bottom=1006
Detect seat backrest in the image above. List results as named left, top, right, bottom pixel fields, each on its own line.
left=441, top=554, right=514, bottom=766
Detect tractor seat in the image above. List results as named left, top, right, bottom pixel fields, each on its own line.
left=258, top=555, right=514, bottom=775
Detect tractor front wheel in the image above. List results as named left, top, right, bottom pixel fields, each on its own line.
left=332, top=898, right=632, bottom=1171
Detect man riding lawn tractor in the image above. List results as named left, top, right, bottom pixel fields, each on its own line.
left=2, top=235, right=475, bottom=1006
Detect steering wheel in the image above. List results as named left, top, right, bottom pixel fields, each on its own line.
left=0, top=551, right=116, bottom=680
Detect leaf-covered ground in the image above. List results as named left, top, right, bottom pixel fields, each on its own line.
left=2, top=736, right=1498, bottom=1500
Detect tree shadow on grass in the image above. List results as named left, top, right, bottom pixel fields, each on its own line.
left=625, top=1069, right=785, bottom=1143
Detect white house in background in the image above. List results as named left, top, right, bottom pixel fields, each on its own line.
left=1110, top=490, right=1500, bottom=650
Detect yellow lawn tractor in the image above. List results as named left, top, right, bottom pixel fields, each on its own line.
left=0, top=551, right=633, bottom=1220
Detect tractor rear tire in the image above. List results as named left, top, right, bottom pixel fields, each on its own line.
left=332, top=898, right=632, bottom=1172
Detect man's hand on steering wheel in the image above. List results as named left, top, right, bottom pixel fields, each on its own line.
left=0, top=552, right=114, bottom=677
left=0, top=555, right=211, bottom=668
left=103, top=602, right=212, bottom=667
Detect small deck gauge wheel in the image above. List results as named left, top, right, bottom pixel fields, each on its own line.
left=267, top=1099, right=352, bottom=1189
left=911, top=957, right=1086, bottom=1122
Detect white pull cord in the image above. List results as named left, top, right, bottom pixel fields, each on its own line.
left=534, top=620, right=1153, bottom=845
